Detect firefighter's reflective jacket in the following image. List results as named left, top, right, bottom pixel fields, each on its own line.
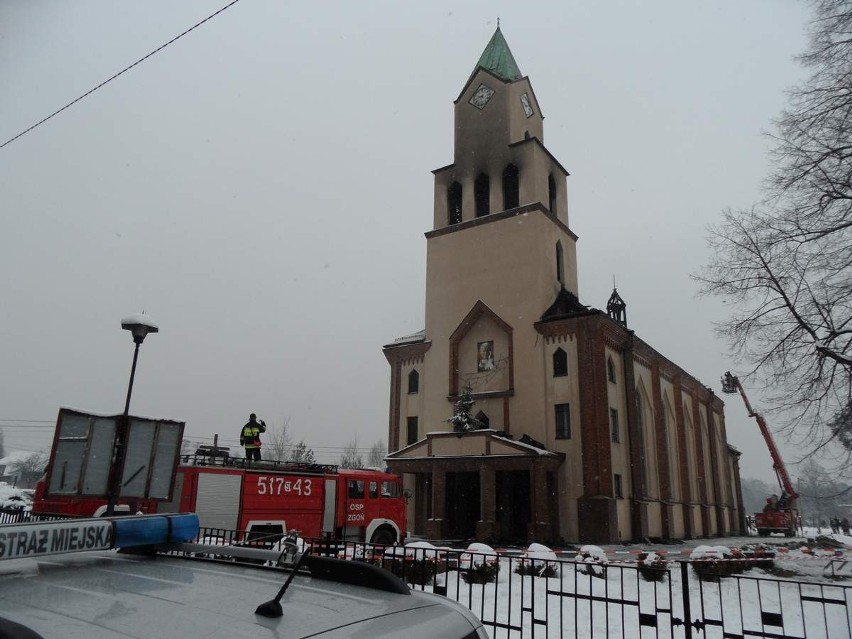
left=240, top=420, right=266, bottom=449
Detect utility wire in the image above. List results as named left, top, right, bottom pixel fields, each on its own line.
left=0, top=0, right=241, bottom=150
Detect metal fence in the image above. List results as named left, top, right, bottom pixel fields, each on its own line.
left=0, top=508, right=72, bottom=525
left=191, top=527, right=852, bottom=639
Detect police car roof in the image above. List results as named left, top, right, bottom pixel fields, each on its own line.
left=0, top=549, right=484, bottom=638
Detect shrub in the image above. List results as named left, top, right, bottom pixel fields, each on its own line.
left=576, top=544, right=608, bottom=579
left=636, top=552, right=669, bottom=582
left=515, top=543, right=560, bottom=578
left=689, top=545, right=756, bottom=581
left=462, top=561, right=500, bottom=584
left=383, top=557, right=438, bottom=585
left=515, top=562, right=558, bottom=578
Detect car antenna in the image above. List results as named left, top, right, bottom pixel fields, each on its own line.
left=255, top=532, right=308, bottom=618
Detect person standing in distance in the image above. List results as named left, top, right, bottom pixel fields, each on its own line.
left=240, top=413, right=266, bottom=462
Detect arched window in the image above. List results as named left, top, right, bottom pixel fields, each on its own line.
left=548, top=173, right=557, bottom=215
left=556, top=241, right=564, bottom=284
left=607, top=356, right=616, bottom=383
left=447, top=182, right=462, bottom=225
left=552, top=348, right=567, bottom=377
left=502, top=163, right=519, bottom=210
left=475, top=173, right=490, bottom=218
left=475, top=411, right=489, bottom=429
left=408, top=370, right=419, bottom=394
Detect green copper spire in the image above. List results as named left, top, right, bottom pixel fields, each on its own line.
left=475, top=26, right=522, bottom=82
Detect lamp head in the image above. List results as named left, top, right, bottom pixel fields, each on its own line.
left=121, top=313, right=159, bottom=344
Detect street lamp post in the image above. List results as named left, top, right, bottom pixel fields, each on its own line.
left=105, top=313, right=159, bottom=516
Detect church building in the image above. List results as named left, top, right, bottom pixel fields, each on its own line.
left=383, top=28, right=745, bottom=544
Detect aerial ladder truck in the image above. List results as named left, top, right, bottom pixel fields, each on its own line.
left=721, top=372, right=800, bottom=537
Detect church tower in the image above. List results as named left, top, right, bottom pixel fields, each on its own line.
left=384, top=27, right=743, bottom=544
left=422, top=26, right=579, bottom=435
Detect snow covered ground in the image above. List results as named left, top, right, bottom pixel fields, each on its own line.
left=392, top=536, right=852, bottom=638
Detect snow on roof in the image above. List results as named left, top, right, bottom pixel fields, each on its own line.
left=491, top=433, right=559, bottom=456
left=120, top=312, right=159, bottom=330
left=391, top=329, right=425, bottom=345
left=58, top=406, right=184, bottom=423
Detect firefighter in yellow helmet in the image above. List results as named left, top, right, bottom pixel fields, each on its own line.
left=240, top=413, right=266, bottom=462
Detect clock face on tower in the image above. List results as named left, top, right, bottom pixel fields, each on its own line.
left=469, top=83, right=495, bottom=109
left=521, top=93, right=534, bottom=118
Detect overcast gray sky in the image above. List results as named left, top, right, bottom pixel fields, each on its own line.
left=0, top=1, right=817, bottom=482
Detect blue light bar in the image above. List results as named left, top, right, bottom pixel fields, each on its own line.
left=0, top=514, right=199, bottom=561
left=113, top=514, right=199, bottom=548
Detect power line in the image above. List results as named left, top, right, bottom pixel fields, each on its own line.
left=0, top=0, right=242, bottom=150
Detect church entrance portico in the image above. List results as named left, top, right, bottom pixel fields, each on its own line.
left=387, top=430, right=564, bottom=544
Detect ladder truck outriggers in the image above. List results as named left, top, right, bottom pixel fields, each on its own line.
left=721, top=372, right=799, bottom=537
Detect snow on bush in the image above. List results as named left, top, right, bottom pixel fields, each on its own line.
left=459, top=542, right=499, bottom=571
left=516, top=542, right=559, bottom=577
left=576, top=544, right=607, bottom=578
left=689, top=545, right=731, bottom=560
left=576, top=544, right=608, bottom=563
left=0, top=484, right=32, bottom=510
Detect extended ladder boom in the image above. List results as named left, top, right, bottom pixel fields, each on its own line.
left=721, top=372, right=798, bottom=500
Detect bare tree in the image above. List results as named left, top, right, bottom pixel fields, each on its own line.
left=697, top=0, right=852, bottom=458
left=264, top=418, right=292, bottom=462
left=339, top=438, right=364, bottom=469
left=8, top=452, right=49, bottom=487
left=366, top=440, right=387, bottom=468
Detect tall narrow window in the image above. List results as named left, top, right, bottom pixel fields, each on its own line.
left=552, top=348, right=568, bottom=377
left=474, top=173, right=490, bottom=218
left=502, top=164, right=519, bottom=210
left=408, top=370, right=419, bottom=394
left=447, top=182, right=462, bottom=225
left=614, top=473, right=623, bottom=498
left=548, top=173, right=557, bottom=215
left=406, top=416, right=418, bottom=445
left=555, top=403, right=571, bottom=439
left=610, top=408, right=620, bottom=443
left=556, top=241, right=564, bottom=285
left=607, top=356, right=616, bottom=383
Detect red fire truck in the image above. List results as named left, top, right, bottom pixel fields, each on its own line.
left=33, top=453, right=407, bottom=546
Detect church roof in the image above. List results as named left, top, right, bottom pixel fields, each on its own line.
left=474, top=26, right=522, bottom=82
left=540, top=286, right=592, bottom=321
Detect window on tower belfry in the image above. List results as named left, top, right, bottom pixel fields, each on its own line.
left=475, top=173, right=490, bottom=217
left=502, top=164, right=519, bottom=209
left=548, top=173, right=557, bottom=214
left=408, top=369, right=419, bottom=394
left=556, top=241, right=564, bottom=284
left=447, top=182, right=462, bottom=225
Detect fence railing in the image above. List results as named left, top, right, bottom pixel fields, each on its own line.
left=0, top=508, right=73, bottom=525
left=189, top=527, right=852, bottom=639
